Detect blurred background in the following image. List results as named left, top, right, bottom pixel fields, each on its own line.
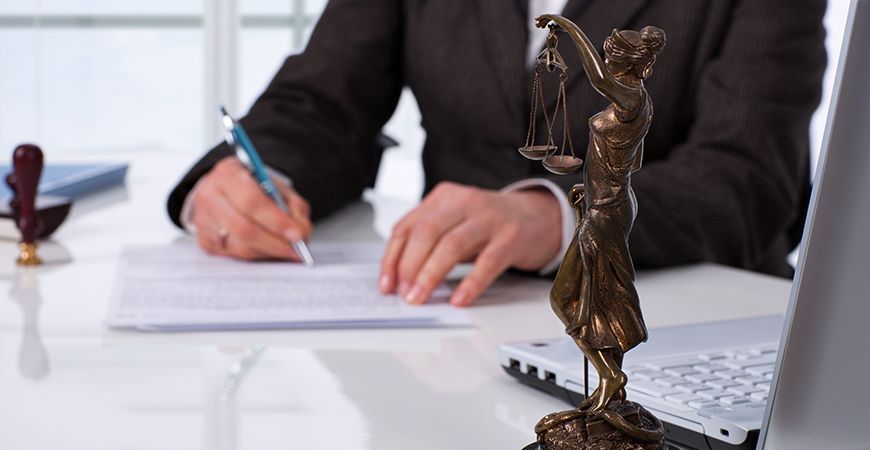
left=0, top=0, right=852, bottom=203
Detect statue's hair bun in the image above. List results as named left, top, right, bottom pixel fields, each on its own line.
left=640, top=26, right=666, bottom=56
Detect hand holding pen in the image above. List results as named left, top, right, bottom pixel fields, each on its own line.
left=219, top=106, right=314, bottom=265
left=185, top=109, right=315, bottom=263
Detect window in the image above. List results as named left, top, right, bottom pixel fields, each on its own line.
left=0, top=0, right=326, bottom=156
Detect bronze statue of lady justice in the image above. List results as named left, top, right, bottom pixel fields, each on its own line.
left=518, top=15, right=667, bottom=449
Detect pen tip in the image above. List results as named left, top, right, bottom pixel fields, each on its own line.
left=219, top=104, right=229, bottom=116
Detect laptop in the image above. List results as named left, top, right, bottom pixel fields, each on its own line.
left=498, top=1, right=870, bottom=448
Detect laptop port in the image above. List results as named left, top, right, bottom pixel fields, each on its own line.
left=544, top=371, right=556, bottom=383
left=509, top=358, right=520, bottom=370
left=720, top=428, right=730, bottom=437
left=527, top=364, right=539, bottom=377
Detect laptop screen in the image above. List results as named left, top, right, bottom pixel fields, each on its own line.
left=758, top=0, right=870, bottom=448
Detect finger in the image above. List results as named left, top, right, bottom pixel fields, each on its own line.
left=286, top=192, right=313, bottom=238
left=395, top=211, right=465, bottom=298
left=405, top=220, right=488, bottom=305
left=287, top=190, right=311, bottom=218
left=211, top=190, right=300, bottom=261
left=196, top=228, right=222, bottom=256
left=191, top=181, right=234, bottom=251
left=276, top=180, right=312, bottom=222
left=450, top=226, right=518, bottom=307
left=380, top=182, right=467, bottom=294
left=192, top=196, right=249, bottom=259
left=216, top=160, right=309, bottom=243
left=380, top=213, right=417, bottom=294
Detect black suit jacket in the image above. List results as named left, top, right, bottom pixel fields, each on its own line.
left=168, top=0, right=826, bottom=277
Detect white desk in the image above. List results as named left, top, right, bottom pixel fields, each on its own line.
left=0, top=149, right=791, bottom=450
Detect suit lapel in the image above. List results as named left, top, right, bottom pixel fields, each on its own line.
left=475, top=0, right=528, bottom=124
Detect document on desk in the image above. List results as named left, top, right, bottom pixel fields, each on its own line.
left=105, top=242, right=470, bottom=331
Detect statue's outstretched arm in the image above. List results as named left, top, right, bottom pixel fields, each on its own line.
left=536, top=15, right=640, bottom=112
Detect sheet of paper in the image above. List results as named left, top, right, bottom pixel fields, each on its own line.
left=105, top=242, right=470, bottom=331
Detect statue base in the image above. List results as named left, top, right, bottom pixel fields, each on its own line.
left=523, top=401, right=664, bottom=450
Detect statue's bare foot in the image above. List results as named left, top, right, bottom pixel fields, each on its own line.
left=616, top=387, right=627, bottom=403
left=588, top=371, right=627, bottom=415
left=577, top=386, right=600, bottom=411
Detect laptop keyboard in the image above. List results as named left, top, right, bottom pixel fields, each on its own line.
left=623, top=343, right=778, bottom=411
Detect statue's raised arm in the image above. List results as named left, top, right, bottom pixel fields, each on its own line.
left=536, top=14, right=642, bottom=114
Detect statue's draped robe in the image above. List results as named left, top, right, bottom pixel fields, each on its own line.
left=555, top=90, right=651, bottom=353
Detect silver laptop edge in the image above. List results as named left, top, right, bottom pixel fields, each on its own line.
left=759, top=0, right=870, bottom=448
left=755, top=0, right=859, bottom=446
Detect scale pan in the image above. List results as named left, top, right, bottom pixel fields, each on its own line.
left=542, top=155, right=583, bottom=175
left=518, top=145, right=557, bottom=161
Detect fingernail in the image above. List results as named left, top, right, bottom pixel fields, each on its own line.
left=450, top=288, right=470, bottom=307
left=405, top=284, right=424, bottom=304
left=379, top=274, right=391, bottom=292
left=283, top=229, right=301, bottom=242
left=398, top=282, right=410, bottom=298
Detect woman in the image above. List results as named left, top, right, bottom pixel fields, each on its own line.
left=538, top=15, right=665, bottom=418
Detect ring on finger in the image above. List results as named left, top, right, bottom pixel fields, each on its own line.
left=217, top=227, right=230, bottom=250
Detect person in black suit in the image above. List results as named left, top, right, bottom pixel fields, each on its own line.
left=168, top=0, right=826, bottom=307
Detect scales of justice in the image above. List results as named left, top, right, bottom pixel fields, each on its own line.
left=518, top=15, right=667, bottom=450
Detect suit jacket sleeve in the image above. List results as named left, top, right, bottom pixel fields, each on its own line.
left=167, top=0, right=403, bottom=227
left=554, top=0, right=825, bottom=273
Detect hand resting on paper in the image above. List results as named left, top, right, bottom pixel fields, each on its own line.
left=379, top=182, right=562, bottom=307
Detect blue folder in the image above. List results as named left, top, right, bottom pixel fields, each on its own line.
left=0, top=163, right=128, bottom=200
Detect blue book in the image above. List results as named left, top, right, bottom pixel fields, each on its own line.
left=0, top=163, right=128, bottom=200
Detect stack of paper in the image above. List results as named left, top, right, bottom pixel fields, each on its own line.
left=105, top=242, right=470, bottom=331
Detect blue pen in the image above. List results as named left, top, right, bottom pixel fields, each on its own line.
left=219, top=105, right=315, bottom=266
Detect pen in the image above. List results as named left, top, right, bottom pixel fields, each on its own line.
left=219, top=105, right=315, bottom=266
